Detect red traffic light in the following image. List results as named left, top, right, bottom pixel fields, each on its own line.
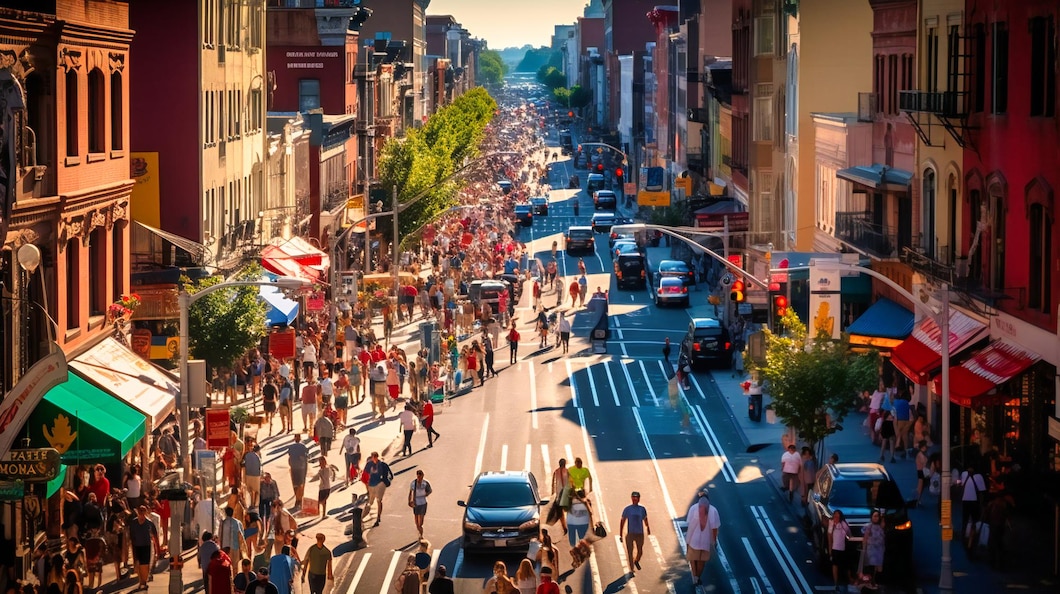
left=596, top=163, right=604, bottom=171
left=568, top=111, right=574, bottom=117
left=729, top=279, right=745, bottom=302
left=774, top=295, right=788, bottom=316
left=615, top=168, right=624, bottom=178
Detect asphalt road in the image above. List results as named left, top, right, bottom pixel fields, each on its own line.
left=330, top=157, right=835, bottom=594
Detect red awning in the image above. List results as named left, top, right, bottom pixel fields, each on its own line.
left=891, top=309, right=987, bottom=384
left=271, top=237, right=329, bottom=270
left=261, top=245, right=321, bottom=282
left=931, top=341, right=1040, bottom=407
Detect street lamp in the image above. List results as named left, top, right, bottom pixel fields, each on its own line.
left=177, top=276, right=310, bottom=478
left=811, top=260, right=954, bottom=590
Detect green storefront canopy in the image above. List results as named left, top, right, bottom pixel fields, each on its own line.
left=28, top=373, right=146, bottom=464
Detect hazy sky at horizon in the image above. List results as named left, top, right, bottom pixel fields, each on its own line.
left=427, top=0, right=588, bottom=50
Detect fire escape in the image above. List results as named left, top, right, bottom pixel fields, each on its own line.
left=899, top=28, right=976, bottom=149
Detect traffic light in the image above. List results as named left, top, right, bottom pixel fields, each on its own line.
left=568, top=111, right=574, bottom=118
left=774, top=295, right=788, bottom=318
left=729, top=279, right=745, bottom=302
left=596, top=163, right=604, bottom=172
left=615, top=167, right=624, bottom=183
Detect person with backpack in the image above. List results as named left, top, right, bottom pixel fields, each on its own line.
left=364, top=452, right=393, bottom=527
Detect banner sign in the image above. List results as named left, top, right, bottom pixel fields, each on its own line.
left=205, top=409, right=231, bottom=450
left=0, top=349, right=67, bottom=458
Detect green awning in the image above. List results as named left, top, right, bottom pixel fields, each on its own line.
left=46, top=465, right=68, bottom=498
left=28, top=373, right=146, bottom=464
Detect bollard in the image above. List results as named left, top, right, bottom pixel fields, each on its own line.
left=347, top=504, right=366, bottom=549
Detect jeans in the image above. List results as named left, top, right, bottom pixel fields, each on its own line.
left=307, top=572, right=327, bottom=594
left=568, top=522, right=589, bottom=546
left=402, top=430, right=414, bottom=456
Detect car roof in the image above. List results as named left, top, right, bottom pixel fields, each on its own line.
left=568, top=225, right=593, bottom=232
left=659, top=260, right=688, bottom=268
left=827, top=463, right=891, bottom=481
left=595, top=189, right=615, bottom=195
left=514, top=203, right=532, bottom=209
left=659, top=276, right=684, bottom=285
left=592, top=212, right=616, bottom=219
left=531, top=196, right=547, bottom=201
left=473, top=470, right=534, bottom=484
left=690, top=317, right=723, bottom=329
left=587, top=173, right=604, bottom=179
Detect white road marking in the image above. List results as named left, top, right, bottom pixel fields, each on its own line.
left=574, top=410, right=609, bottom=532
left=751, top=506, right=814, bottom=594
left=524, top=443, right=532, bottom=472
left=603, top=360, right=621, bottom=406
left=685, top=402, right=736, bottom=483
left=586, top=361, right=601, bottom=407
left=638, top=360, right=660, bottom=406
left=472, top=413, right=490, bottom=479
left=619, top=359, right=640, bottom=407
left=541, top=444, right=551, bottom=486
left=649, top=533, right=669, bottom=571
left=377, top=551, right=402, bottom=594
left=613, top=316, right=624, bottom=340
left=529, top=361, right=539, bottom=429
left=565, top=359, right=579, bottom=408
left=345, top=552, right=370, bottom=592
left=742, top=536, right=776, bottom=594
left=612, top=534, right=639, bottom=594
left=452, top=547, right=464, bottom=579
left=500, top=444, right=509, bottom=471
left=588, top=544, right=606, bottom=594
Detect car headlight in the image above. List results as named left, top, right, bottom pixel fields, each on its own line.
left=518, top=519, right=540, bottom=532
left=892, top=520, right=912, bottom=531
left=463, top=521, right=482, bottom=532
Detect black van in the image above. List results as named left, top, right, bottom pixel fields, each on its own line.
left=614, top=253, right=647, bottom=289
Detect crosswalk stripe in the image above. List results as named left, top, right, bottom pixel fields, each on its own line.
left=603, top=361, right=621, bottom=406
left=345, top=552, right=370, bottom=593
left=586, top=361, right=601, bottom=406
left=639, top=360, right=659, bottom=406
left=377, top=551, right=402, bottom=594
left=529, top=361, right=539, bottom=429
left=500, top=444, right=509, bottom=472
left=619, top=359, right=640, bottom=408
left=540, top=444, right=551, bottom=489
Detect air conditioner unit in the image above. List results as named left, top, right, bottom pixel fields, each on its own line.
left=687, top=108, right=709, bottom=123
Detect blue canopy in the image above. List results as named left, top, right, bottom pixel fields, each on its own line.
left=847, top=297, right=914, bottom=339
left=260, top=283, right=299, bottom=326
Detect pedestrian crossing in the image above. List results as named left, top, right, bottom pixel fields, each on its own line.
left=536, top=356, right=677, bottom=409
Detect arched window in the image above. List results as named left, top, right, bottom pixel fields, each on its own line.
left=88, top=68, right=105, bottom=153
left=65, top=70, right=78, bottom=157
left=111, top=71, right=123, bottom=150
left=1026, top=177, right=1053, bottom=312
left=985, top=174, right=1007, bottom=292
left=922, top=168, right=937, bottom=257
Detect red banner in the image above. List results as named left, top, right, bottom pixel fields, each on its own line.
left=205, top=409, right=231, bottom=450
left=131, top=328, right=152, bottom=359
left=269, top=329, right=296, bottom=361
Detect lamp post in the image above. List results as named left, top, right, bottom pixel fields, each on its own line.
left=177, top=277, right=309, bottom=478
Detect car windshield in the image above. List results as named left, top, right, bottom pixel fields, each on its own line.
left=468, top=482, right=536, bottom=507
left=661, top=262, right=688, bottom=272
left=619, top=259, right=643, bottom=270
left=829, top=478, right=905, bottom=509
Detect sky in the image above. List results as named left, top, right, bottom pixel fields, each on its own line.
left=427, top=0, right=589, bottom=50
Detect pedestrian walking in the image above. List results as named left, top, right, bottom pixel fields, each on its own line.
left=958, top=465, right=988, bottom=552
left=233, top=559, right=255, bottom=594
left=551, top=459, right=570, bottom=534
left=363, top=452, right=394, bottom=527
left=207, top=549, right=233, bottom=594
left=409, top=470, right=433, bottom=537
left=287, top=434, right=309, bottom=509
left=396, top=555, right=423, bottom=594
left=314, top=458, right=333, bottom=518
left=568, top=278, right=580, bottom=308
left=684, top=491, right=719, bottom=587
left=577, top=274, right=587, bottom=306
left=800, top=446, right=817, bottom=505
left=557, top=313, right=571, bottom=354
left=300, top=376, right=320, bottom=433
left=128, top=505, right=161, bottom=591
left=780, top=444, right=801, bottom=502
left=567, top=457, right=592, bottom=493
left=261, top=376, right=278, bottom=434
left=269, top=502, right=298, bottom=556
left=483, top=332, right=498, bottom=376
left=876, top=410, right=897, bottom=463
left=508, top=322, right=521, bottom=364
left=250, top=567, right=280, bottom=594
left=243, top=445, right=262, bottom=508
left=341, top=428, right=361, bottom=487
left=422, top=399, right=441, bottom=447
left=398, top=404, right=417, bottom=456
left=862, top=510, right=886, bottom=588
left=829, top=509, right=854, bottom=590
left=301, top=534, right=333, bottom=594
left=267, top=545, right=296, bottom=594
left=428, top=565, right=455, bottom=594
left=313, top=413, right=334, bottom=455
left=515, top=558, right=538, bottom=594
left=619, top=491, right=651, bottom=574
left=258, top=473, right=279, bottom=527
left=661, top=337, right=671, bottom=365
left=219, top=506, right=247, bottom=562
left=277, top=377, right=293, bottom=433
left=566, top=489, right=593, bottom=547
left=199, top=532, right=220, bottom=594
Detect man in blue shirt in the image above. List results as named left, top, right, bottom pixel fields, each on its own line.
left=892, top=391, right=913, bottom=458
left=363, top=452, right=393, bottom=527
left=619, top=491, right=651, bottom=574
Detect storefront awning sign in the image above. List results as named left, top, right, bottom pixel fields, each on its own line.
left=0, top=448, right=61, bottom=482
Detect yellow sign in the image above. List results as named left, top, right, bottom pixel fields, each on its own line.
left=674, top=176, right=693, bottom=196
left=637, top=190, right=671, bottom=207
left=130, top=152, right=161, bottom=226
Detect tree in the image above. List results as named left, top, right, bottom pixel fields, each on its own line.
left=568, top=85, right=592, bottom=109
left=184, top=267, right=270, bottom=375
left=536, top=66, right=566, bottom=90
left=747, top=310, right=879, bottom=451
left=476, top=49, right=507, bottom=86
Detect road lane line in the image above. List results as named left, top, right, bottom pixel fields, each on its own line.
left=541, top=444, right=551, bottom=487
left=588, top=545, right=606, bottom=594
left=632, top=407, right=740, bottom=592
left=452, top=547, right=465, bottom=579
left=741, top=536, right=776, bottom=594
left=648, top=534, right=669, bottom=571
left=346, top=552, right=370, bottom=592
left=529, top=361, right=539, bottom=429
left=524, top=443, right=532, bottom=472
left=685, top=399, right=736, bottom=483
left=620, top=359, right=640, bottom=407
left=752, top=506, right=814, bottom=594
left=620, top=340, right=628, bottom=357
left=428, top=550, right=441, bottom=589
left=613, top=316, right=624, bottom=340
left=574, top=410, right=610, bottom=532
left=500, top=444, right=509, bottom=471
left=378, top=551, right=402, bottom=594
left=612, top=535, right=639, bottom=594
left=603, top=360, right=621, bottom=406
left=586, top=361, right=601, bottom=407
left=472, top=413, right=490, bottom=479
left=565, top=360, right=579, bottom=408
left=637, top=360, right=660, bottom=406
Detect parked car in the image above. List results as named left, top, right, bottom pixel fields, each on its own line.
left=530, top=196, right=549, bottom=216
left=807, top=463, right=914, bottom=577
left=587, top=173, right=606, bottom=193
left=614, top=253, right=647, bottom=289
left=612, top=240, right=639, bottom=259
left=679, top=317, right=733, bottom=369
left=654, top=259, right=696, bottom=287
left=653, top=277, right=689, bottom=308
left=590, top=212, right=617, bottom=233
left=609, top=231, right=636, bottom=249
left=514, top=204, right=533, bottom=226
left=593, top=189, right=617, bottom=210
left=458, top=471, right=548, bottom=553
left=565, top=225, right=596, bottom=254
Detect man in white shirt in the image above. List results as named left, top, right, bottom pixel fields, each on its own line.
left=341, top=428, right=361, bottom=486
left=868, top=380, right=887, bottom=444
left=780, top=444, right=802, bottom=502
left=319, top=373, right=334, bottom=409
left=685, top=492, right=720, bottom=586
left=398, top=405, right=417, bottom=457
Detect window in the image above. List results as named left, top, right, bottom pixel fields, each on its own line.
left=902, top=54, right=914, bottom=95
left=874, top=55, right=885, bottom=113
left=986, top=181, right=1006, bottom=291
left=249, top=88, right=262, bottom=132
left=991, top=22, right=1008, bottom=114
left=926, top=27, right=939, bottom=93
left=65, top=70, right=78, bottom=157
left=111, top=72, right=123, bottom=150
left=888, top=54, right=898, bottom=114
left=203, top=0, right=214, bottom=47
left=112, top=221, right=125, bottom=303
left=1028, top=203, right=1052, bottom=312
left=947, top=25, right=960, bottom=94
left=972, top=24, right=986, bottom=112
left=1030, top=16, right=1056, bottom=117
left=755, top=16, right=774, bottom=56
left=754, top=84, right=773, bottom=141
left=65, top=241, right=80, bottom=329
left=87, top=69, right=105, bottom=153
left=249, top=3, right=262, bottom=49
left=299, top=79, right=321, bottom=112
left=89, top=227, right=106, bottom=316
left=922, top=169, right=936, bottom=256
left=235, top=89, right=242, bottom=136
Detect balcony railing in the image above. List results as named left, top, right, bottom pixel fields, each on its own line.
left=835, top=211, right=898, bottom=258
left=899, top=90, right=967, bottom=117
left=267, top=0, right=360, bottom=8
left=900, top=246, right=958, bottom=284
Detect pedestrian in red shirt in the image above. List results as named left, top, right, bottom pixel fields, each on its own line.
left=207, top=548, right=234, bottom=594
left=536, top=566, right=560, bottom=594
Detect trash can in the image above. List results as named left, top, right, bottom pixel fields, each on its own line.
left=748, top=393, right=763, bottom=422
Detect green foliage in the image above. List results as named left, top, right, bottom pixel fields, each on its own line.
left=747, top=310, right=879, bottom=448
left=376, top=87, right=497, bottom=247
left=568, top=85, right=592, bottom=109
left=183, top=267, right=270, bottom=374
left=552, top=87, right=571, bottom=107
left=536, top=66, right=567, bottom=90
left=516, top=47, right=554, bottom=72
left=648, top=205, right=687, bottom=227
left=477, top=49, right=507, bottom=86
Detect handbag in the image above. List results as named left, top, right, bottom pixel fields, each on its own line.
left=593, top=522, right=607, bottom=538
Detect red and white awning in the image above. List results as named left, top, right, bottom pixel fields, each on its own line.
left=931, top=341, right=1040, bottom=407
left=891, top=309, right=987, bottom=385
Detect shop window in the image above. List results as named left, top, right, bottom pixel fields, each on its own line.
left=88, top=69, right=105, bottom=153
left=922, top=168, right=936, bottom=256
left=1030, top=16, right=1056, bottom=117
left=65, top=70, right=78, bottom=157
left=991, top=22, right=1008, bottom=115
left=972, top=24, right=986, bottom=113
left=111, top=71, right=123, bottom=150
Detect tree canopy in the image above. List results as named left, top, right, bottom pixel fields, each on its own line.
left=184, top=267, right=270, bottom=374
left=747, top=310, right=879, bottom=449
left=553, top=85, right=592, bottom=109
left=536, top=66, right=567, bottom=90
left=477, top=49, right=507, bottom=86
left=376, top=87, right=497, bottom=247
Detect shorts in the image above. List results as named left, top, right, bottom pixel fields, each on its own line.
left=367, top=482, right=387, bottom=506
left=291, top=466, right=307, bottom=488
left=133, top=545, right=152, bottom=565
left=373, top=382, right=388, bottom=397
left=279, top=403, right=292, bottom=420
left=345, top=453, right=361, bottom=470
left=387, top=384, right=399, bottom=398
left=302, top=403, right=317, bottom=417
left=244, top=475, right=261, bottom=495
left=263, top=401, right=277, bottom=413
left=687, top=546, right=712, bottom=562
left=335, top=396, right=349, bottom=409
left=413, top=503, right=427, bottom=516
left=318, top=488, right=330, bottom=504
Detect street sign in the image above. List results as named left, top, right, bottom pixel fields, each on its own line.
left=637, top=190, right=670, bottom=207
left=0, top=448, right=61, bottom=482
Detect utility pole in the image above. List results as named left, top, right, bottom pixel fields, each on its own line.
left=392, top=184, right=400, bottom=307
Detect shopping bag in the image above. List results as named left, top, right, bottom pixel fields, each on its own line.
left=301, top=498, right=319, bottom=516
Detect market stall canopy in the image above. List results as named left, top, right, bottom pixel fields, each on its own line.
left=271, top=236, right=329, bottom=270
left=836, top=164, right=914, bottom=192
left=260, top=281, right=299, bottom=326
left=70, top=337, right=178, bottom=428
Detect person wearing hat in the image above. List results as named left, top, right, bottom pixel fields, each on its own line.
left=251, top=567, right=280, bottom=594
left=427, top=564, right=454, bottom=594
left=535, top=566, right=560, bottom=594
left=684, top=490, right=720, bottom=586
left=619, top=491, right=651, bottom=575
